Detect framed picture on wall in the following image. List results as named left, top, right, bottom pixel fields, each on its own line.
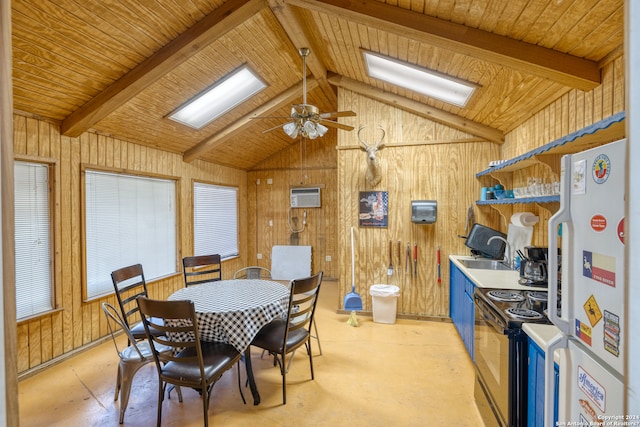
left=358, top=191, right=388, bottom=227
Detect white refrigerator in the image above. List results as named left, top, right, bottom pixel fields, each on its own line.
left=545, top=139, right=626, bottom=427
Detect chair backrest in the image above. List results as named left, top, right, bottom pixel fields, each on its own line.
left=234, top=266, right=271, bottom=280
left=182, top=254, right=222, bottom=287
left=136, top=297, right=207, bottom=383
left=102, top=302, right=145, bottom=361
left=111, top=264, right=149, bottom=330
left=283, top=272, right=323, bottom=347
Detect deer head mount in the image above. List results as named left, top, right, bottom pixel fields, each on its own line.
left=358, top=125, right=386, bottom=186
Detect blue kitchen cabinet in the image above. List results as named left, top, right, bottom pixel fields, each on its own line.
left=527, top=338, right=559, bottom=427
left=449, top=261, right=475, bottom=360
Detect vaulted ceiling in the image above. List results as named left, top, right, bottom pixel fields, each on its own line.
left=11, top=0, right=623, bottom=170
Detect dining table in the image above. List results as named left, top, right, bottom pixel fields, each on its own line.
left=168, top=278, right=290, bottom=405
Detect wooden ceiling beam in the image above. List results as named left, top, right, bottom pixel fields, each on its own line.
left=328, top=73, right=504, bottom=144
left=60, top=0, right=267, bottom=138
left=289, top=0, right=601, bottom=91
left=267, top=0, right=337, bottom=104
left=183, top=79, right=319, bottom=162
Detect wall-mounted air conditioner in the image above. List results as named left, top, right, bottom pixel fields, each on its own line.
left=290, top=187, right=321, bottom=208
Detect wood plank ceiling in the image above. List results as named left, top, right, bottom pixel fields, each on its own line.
left=11, top=0, right=623, bottom=170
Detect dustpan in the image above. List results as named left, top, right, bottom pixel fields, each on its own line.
left=344, top=227, right=363, bottom=311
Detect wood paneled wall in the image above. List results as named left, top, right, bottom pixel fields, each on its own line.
left=247, top=134, right=339, bottom=280
left=336, top=90, right=501, bottom=317
left=13, top=115, right=249, bottom=374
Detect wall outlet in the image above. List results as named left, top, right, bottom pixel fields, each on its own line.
left=269, top=220, right=273, bottom=227
left=325, top=255, right=332, bottom=262
left=257, top=253, right=262, bottom=259
left=267, top=178, right=273, bottom=184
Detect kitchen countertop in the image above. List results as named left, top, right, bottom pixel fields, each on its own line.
left=450, top=255, right=542, bottom=291
left=450, top=254, right=562, bottom=352
left=522, top=323, right=562, bottom=353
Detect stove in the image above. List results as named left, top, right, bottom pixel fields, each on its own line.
left=473, top=288, right=552, bottom=426
left=477, top=288, right=551, bottom=329
left=504, top=307, right=544, bottom=320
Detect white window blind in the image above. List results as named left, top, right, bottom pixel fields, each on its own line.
left=85, top=170, right=177, bottom=299
left=14, top=161, right=53, bottom=319
left=193, top=182, right=238, bottom=259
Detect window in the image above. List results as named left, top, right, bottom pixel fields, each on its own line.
left=84, top=170, right=177, bottom=299
left=363, top=50, right=477, bottom=107
left=14, top=161, right=53, bottom=319
left=168, top=66, right=266, bottom=129
left=193, top=182, right=238, bottom=259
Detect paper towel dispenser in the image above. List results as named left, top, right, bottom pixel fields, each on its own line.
left=411, top=200, right=437, bottom=224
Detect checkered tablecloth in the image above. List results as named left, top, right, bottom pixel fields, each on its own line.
left=168, top=279, right=290, bottom=352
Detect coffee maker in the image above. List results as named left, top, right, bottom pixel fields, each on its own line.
left=518, top=246, right=548, bottom=287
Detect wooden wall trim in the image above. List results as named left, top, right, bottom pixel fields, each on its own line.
left=1, top=0, right=18, bottom=424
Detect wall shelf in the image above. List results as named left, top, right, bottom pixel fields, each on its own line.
left=474, top=112, right=625, bottom=222
left=476, top=111, right=626, bottom=178
left=476, top=196, right=560, bottom=205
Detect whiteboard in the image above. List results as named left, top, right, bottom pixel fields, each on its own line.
left=271, top=245, right=312, bottom=280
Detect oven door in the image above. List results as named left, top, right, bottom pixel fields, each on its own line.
left=474, top=295, right=511, bottom=427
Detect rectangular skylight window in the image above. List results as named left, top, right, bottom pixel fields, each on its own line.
left=363, top=51, right=476, bottom=108
left=169, top=66, right=266, bottom=129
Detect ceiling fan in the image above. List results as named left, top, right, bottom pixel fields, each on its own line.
left=256, top=48, right=356, bottom=139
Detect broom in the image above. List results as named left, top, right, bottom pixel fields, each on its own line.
left=344, top=227, right=363, bottom=311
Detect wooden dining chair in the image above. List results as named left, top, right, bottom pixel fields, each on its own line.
left=233, top=266, right=271, bottom=280
left=182, top=254, right=222, bottom=287
left=102, top=302, right=180, bottom=424
left=111, top=264, right=164, bottom=342
left=137, top=296, right=245, bottom=427
left=250, top=271, right=323, bottom=405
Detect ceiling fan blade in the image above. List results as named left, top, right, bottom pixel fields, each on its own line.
left=251, top=115, right=293, bottom=120
left=262, top=123, right=287, bottom=134
left=320, top=119, right=354, bottom=131
left=320, top=110, right=356, bottom=119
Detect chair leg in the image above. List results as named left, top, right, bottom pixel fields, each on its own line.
left=312, top=318, right=322, bottom=356
left=167, top=384, right=183, bottom=402
left=202, top=386, right=210, bottom=427
left=307, top=341, right=315, bottom=380
left=285, top=350, right=294, bottom=373
left=156, top=382, right=165, bottom=427
left=118, top=360, right=150, bottom=424
left=284, top=319, right=322, bottom=373
left=280, top=353, right=287, bottom=405
left=114, top=364, right=122, bottom=402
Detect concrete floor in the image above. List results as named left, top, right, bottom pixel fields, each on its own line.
left=18, top=280, right=485, bottom=427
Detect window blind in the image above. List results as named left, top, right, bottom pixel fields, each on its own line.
left=193, top=182, right=238, bottom=259
left=14, top=161, right=53, bottom=319
left=85, top=170, right=177, bottom=299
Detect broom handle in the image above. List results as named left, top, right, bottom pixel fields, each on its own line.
left=351, top=227, right=355, bottom=287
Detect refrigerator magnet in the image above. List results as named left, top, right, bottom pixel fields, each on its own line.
left=572, top=159, right=587, bottom=194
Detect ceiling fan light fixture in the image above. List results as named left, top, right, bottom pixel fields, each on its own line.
left=316, top=122, right=328, bottom=137
left=169, top=65, right=266, bottom=129
left=363, top=51, right=477, bottom=108
left=283, top=121, right=299, bottom=138
left=303, top=120, right=319, bottom=138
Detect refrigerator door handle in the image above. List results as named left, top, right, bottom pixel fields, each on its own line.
left=548, top=154, right=572, bottom=335
left=544, top=333, right=568, bottom=427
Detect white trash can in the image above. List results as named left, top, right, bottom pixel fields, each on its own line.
left=369, top=284, right=400, bottom=324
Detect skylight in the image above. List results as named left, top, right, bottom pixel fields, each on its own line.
left=169, top=66, right=266, bottom=129
left=363, top=51, right=476, bottom=108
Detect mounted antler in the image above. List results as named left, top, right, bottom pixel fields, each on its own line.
left=358, top=125, right=386, bottom=186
